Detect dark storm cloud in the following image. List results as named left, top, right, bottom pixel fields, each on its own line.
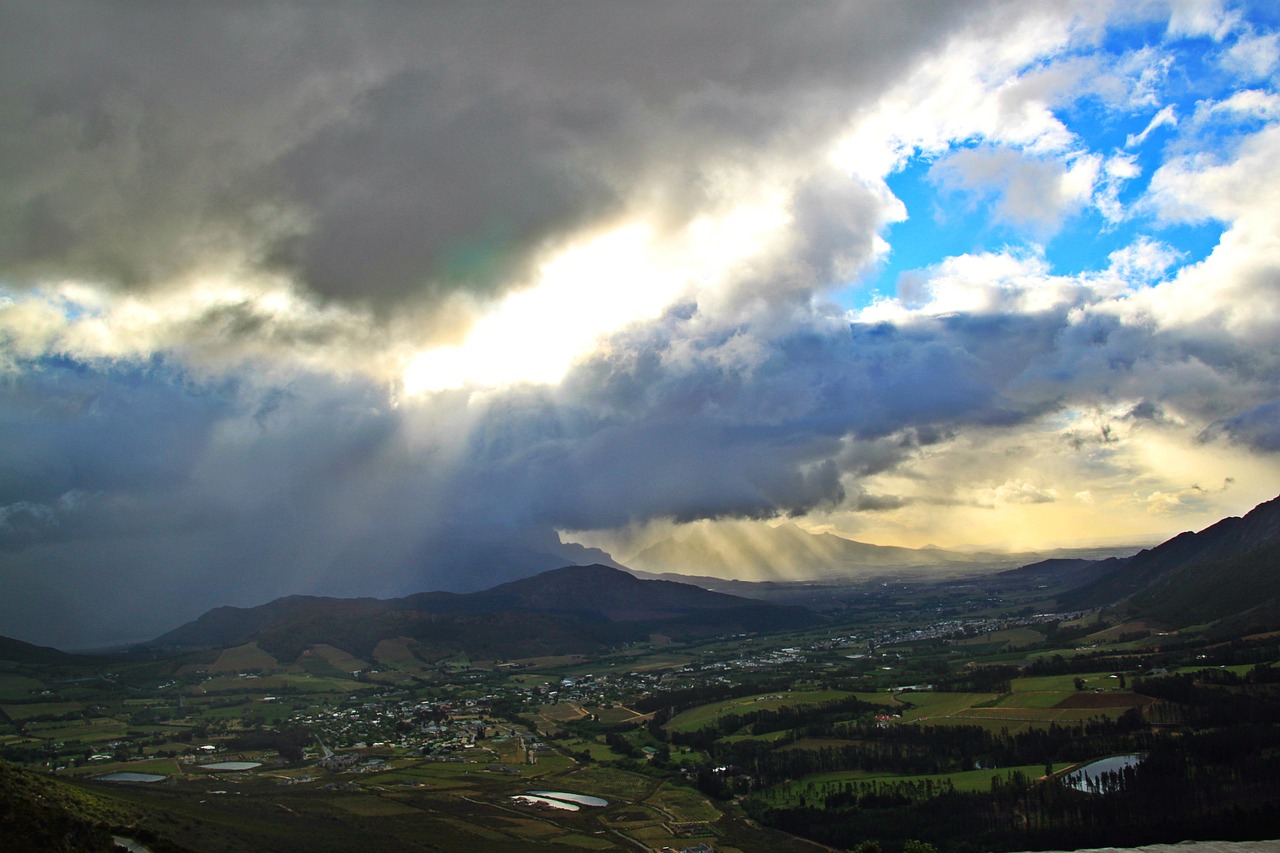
left=433, top=310, right=1059, bottom=535
left=269, top=67, right=621, bottom=305
left=4, top=280, right=1280, bottom=647
left=1207, top=400, right=1280, bottom=451
left=0, top=358, right=231, bottom=507
left=0, top=0, right=989, bottom=310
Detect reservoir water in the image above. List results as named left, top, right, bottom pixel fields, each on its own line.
left=509, top=794, right=580, bottom=811
left=95, top=772, right=166, bottom=783
left=1064, top=754, right=1144, bottom=791
left=527, top=790, right=608, bottom=807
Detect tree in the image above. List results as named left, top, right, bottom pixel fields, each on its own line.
left=1073, top=677, right=1086, bottom=691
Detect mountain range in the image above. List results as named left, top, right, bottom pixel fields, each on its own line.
left=626, top=520, right=1130, bottom=582
left=1056, top=493, right=1280, bottom=633
left=2, top=495, right=1277, bottom=664
left=148, top=564, right=817, bottom=662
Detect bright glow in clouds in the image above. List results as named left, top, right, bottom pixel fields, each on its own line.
left=402, top=225, right=661, bottom=394
left=402, top=203, right=790, bottom=395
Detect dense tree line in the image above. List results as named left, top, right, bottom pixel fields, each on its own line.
left=716, top=655, right=1280, bottom=852
left=744, top=725, right=1280, bottom=852
left=933, top=665, right=1018, bottom=694
left=1134, top=671, right=1280, bottom=726
left=1017, top=630, right=1279, bottom=676
left=224, top=727, right=311, bottom=762
left=702, top=712, right=1152, bottom=788
left=1025, top=653, right=1151, bottom=677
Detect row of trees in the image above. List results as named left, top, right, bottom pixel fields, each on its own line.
left=745, top=728, right=1280, bottom=851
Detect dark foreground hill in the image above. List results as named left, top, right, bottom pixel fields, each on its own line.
left=1058, top=494, right=1280, bottom=630
left=149, top=564, right=818, bottom=660
left=0, top=759, right=149, bottom=853
left=0, top=634, right=81, bottom=666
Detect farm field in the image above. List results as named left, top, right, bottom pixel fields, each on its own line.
left=207, top=643, right=282, bottom=673
left=0, top=701, right=84, bottom=721
left=0, top=674, right=46, bottom=701
left=894, top=691, right=1000, bottom=722
left=952, top=627, right=1043, bottom=650
left=665, top=689, right=857, bottom=733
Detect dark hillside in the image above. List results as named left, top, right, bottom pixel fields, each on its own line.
left=477, top=564, right=753, bottom=619
left=1128, top=538, right=1280, bottom=628
left=1059, top=494, right=1280, bottom=613
left=0, top=635, right=81, bottom=665
left=994, top=557, right=1112, bottom=587
left=0, top=759, right=149, bottom=852
left=150, top=595, right=387, bottom=649
left=149, top=564, right=818, bottom=661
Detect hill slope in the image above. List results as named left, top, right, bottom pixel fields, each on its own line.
left=0, top=634, right=82, bottom=666
left=150, top=564, right=817, bottom=660
left=0, top=759, right=149, bottom=852
left=1059, top=494, right=1280, bottom=628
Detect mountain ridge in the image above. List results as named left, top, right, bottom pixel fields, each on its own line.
left=148, top=564, right=818, bottom=660
left=1059, top=494, right=1280, bottom=628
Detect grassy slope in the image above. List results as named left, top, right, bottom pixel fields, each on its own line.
left=0, top=759, right=145, bottom=852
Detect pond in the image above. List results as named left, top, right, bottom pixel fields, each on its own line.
left=527, top=790, right=609, bottom=807
left=509, top=794, right=580, bottom=811
left=1064, top=754, right=1144, bottom=792
left=95, top=772, right=166, bottom=783
left=198, top=761, right=262, bottom=771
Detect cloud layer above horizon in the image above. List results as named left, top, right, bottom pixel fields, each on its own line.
left=2, top=0, right=1279, bottom=646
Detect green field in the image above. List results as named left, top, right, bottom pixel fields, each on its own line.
left=24, top=717, right=131, bottom=743
left=0, top=675, right=47, bottom=701
left=994, top=690, right=1066, bottom=708
left=194, top=672, right=370, bottom=695
left=646, top=782, right=721, bottom=822
left=61, top=757, right=183, bottom=778
left=889, top=679, right=1149, bottom=730
left=894, top=691, right=1000, bottom=722
left=0, top=701, right=84, bottom=721
left=665, top=689, right=856, bottom=733
left=1012, top=673, right=1118, bottom=693
left=562, top=764, right=657, bottom=800
left=953, top=627, right=1044, bottom=649
left=564, top=737, right=622, bottom=762
left=209, top=643, right=281, bottom=674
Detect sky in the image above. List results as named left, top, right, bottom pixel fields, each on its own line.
left=2, top=0, right=1279, bottom=648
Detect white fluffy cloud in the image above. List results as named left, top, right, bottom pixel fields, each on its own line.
left=928, top=146, right=1100, bottom=234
